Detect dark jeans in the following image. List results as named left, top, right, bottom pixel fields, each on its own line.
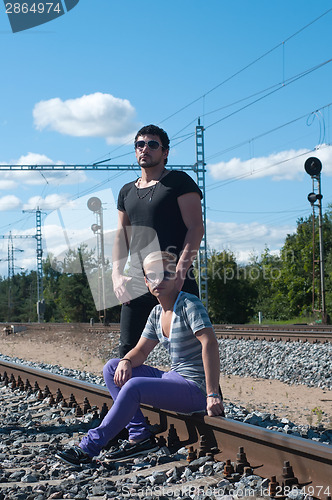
left=119, top=276, right=199, bottom=357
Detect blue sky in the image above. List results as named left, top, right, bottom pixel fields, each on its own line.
left=0, top=0, right=332, bottom=277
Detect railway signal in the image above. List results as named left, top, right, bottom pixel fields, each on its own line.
left=304, top=157, right=326, bottom=324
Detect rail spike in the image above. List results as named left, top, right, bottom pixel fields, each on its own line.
left=268, top=475, right=279, bottom=497
left=69, top=394, right=77, bottom=408
left=224, top=458, right=235, bottom=478
left=236, top=446, right=250, bottom=474
left=167, top=423, right=180, bottom=451
left=100, top=403, right=109, bottom=420
left=282, top=460, right=299, bottom=489
left=56, top=388, right=63, bottom=403
left=187, top=445, right=197, bottom=463
left=198, top=434, right=210, bottom=458
left=83, top=397, right=91, bottom=414
left=24, top=379, right=32, bottom=392
left=75, top=405, right=83, bottom=417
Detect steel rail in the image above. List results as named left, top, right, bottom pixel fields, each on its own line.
left=2, top=322, right=331, bottom=343
left=0, top=359, right=331, bottom=497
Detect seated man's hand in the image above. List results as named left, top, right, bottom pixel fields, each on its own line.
left=207, top=396, right=224, bottom=417
left=114, top=360, right=132, bottom=387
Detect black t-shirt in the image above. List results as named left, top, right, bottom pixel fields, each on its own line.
left=117, top=170, right=202, bottom=276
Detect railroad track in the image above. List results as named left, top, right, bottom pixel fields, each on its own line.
left=2, top=321, right=332, bottom=343
left=213, top=325, right=332, bottom=344
left=0, top=359, right=331, bottom=498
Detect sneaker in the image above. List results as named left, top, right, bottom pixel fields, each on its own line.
left=55, top=445, right=92, bottom=466
left=104, top=437, right=159, bottom=462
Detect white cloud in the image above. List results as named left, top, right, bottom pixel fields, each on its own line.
left=207, top=219, right=295, bottom=262
left=0, top=180, right=17, bottom=190
left=208, top=144, right=332, bottom=182
left=17, top=152, right=63, bottom=166
left=0, top=153, right=87, bottom=187
left=0, top=195, right=22, bottom=211
left=23, top=194, right=72, bottom=211
left=33, top=92, right=142, bottom=144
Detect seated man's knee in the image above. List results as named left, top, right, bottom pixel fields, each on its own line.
left=120, top=377, right=141, bottom=396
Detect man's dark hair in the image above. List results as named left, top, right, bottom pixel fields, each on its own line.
left=135, top=125, right=170, bottom=150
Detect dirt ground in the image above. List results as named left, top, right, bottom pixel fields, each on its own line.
left=0, top=326, right=331, bottom=429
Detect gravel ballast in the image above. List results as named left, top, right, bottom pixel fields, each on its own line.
left=0, top=337, right=331, bottom=499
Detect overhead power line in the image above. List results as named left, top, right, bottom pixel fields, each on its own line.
left=89, top=7, right=332, bottom=165
left=205, top=147, right=318, bottom=193
left=170, top=57, right=332, bottom=152
left=158, top=7, right=332, bottom=127
left=204, top=58, right=332, bottom=132
left=206, top=101, right=332, bottom=161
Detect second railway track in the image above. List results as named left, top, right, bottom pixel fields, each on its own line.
left=3, top=322, right=332, bottom=343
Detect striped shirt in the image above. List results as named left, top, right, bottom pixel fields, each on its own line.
left=142, top=291, right=215, bottom=394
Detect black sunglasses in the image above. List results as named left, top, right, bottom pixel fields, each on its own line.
left=135, top=140, right=163, bottom=151
left=145, top=270, right=175, bottom=283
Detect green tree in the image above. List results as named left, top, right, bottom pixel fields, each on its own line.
left=43, top=254, right=63, bottom=322
left=206, top=250, right=256, bottom=324
left=57, top=246, right=98, bottom=323
left=248, top=206, right=332, bottom=322
left=246, top=248, right=288, bottom=321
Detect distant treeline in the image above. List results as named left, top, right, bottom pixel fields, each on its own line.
left=1, top=207, right=331, bottom=324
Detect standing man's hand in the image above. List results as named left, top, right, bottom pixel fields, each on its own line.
left=112, top=273, right=133, bottom=305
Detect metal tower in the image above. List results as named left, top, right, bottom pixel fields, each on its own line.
left=194, top=119, right=208, bottom=308
left=36, top=207, right=43, bottom=305
left=7, top=232, right=14, bottom=280
left=0, top=127, right=209, bottom=307
left=0, top=232, right=25, bottom=319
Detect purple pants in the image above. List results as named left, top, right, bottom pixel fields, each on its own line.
left=79, top=358, right=206, bottom=457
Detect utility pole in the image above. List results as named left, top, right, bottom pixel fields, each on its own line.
left=0, top=128, right=209, bottom=307
left=0, top=232, right=33, bottom=320
left=22, top=207, right=45, bottom=322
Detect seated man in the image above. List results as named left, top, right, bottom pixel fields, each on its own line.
left=56, top=251, right=224, bottom=465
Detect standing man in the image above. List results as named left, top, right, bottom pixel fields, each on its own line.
left=112, top=124, right=204, bottom=356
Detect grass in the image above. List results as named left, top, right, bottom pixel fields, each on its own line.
left=247, top=316, right=318, bottom=326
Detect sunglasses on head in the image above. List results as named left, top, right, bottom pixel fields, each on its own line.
left=135, top=140, right=163, bottom=151
left=145, top=270, right=175, bottom=283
